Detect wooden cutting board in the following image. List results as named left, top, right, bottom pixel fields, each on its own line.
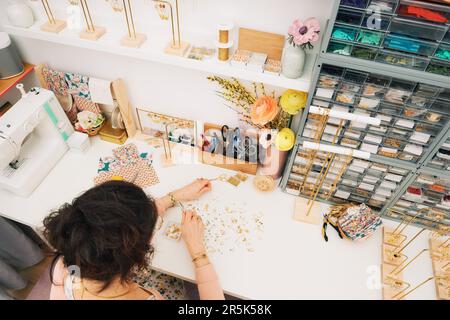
left=238, top=28, right=285, bottom=60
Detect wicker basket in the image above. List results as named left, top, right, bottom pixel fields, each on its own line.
left=86, top=121, right=105, bottom=136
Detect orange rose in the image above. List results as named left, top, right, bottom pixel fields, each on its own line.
left=250, top=96, right=279, bottom=126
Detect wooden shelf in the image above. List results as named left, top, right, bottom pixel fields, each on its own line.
left=3, top=23, right=314, bottom=92
left=0, top=63, right=34, bottom=98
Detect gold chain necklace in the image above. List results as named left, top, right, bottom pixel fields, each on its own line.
left=79, top=280, right=132, bottom=300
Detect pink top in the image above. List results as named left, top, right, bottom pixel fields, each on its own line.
left=49, top=258, right=224, bottom=300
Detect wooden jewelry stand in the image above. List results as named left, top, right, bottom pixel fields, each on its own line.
left=35, top=64, right=137, bottom=139
left=429, top=232, right=449, bottom=300
left=152, top=0, right=190, bottom=56
left=40, top=0, right=66, bottom=33
left=160, top=120, right=196, bottom=167
left=293, top=110, right=350, bottom=224
left=120, top=0, right=147, bottom=48
left=381, top=213, right=433, bottom=300
left=79, top=0, right=106, bottom=41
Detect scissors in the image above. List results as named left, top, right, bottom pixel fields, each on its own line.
left=221, top=125, right=241, bottom=157
left=237, top=136, right=258, bottom=162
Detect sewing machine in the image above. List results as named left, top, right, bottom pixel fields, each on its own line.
left=0, top=85, right=74, bottom=197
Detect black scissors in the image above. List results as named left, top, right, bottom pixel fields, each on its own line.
left=221, top=125, right=241, bottom=158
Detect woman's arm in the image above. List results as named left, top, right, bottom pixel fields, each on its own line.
left=155, top=179, right=212, bottom=216
left=182, top=210, right=225, bottom=300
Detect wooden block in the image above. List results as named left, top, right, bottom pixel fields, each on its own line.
left=293, top=197, right=322, bottom=225
left=80, top=26, right=106, bottom=41
left=164, top=41, right=191, bottom=57
left=121, top=33, right=147, bottom=48
left=381, top=262, right=403, bottom=281
left=238, top=28, right=285, bottom=60
left=382, top=244, right=407, bottom=266
left=383, top=227, right=407, bottom=247
left=200, top=151, right=258, bottom=175
left=160, top=154, right=175, bottom=167
left=382, top=275, right=408, bottom=300
left=111, top=79, right=137, bottom=138
left=40, top=20, right=66, bottom=33
left=429, top=238, right=450, bottom=300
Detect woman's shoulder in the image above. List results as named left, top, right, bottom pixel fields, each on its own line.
left=49, top=256, right=68, bottom=300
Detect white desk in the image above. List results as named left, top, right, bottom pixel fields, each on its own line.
left=0, top=137, right=437, bottom=299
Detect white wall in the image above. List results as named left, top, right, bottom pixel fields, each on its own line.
left=1, top=0, right=335, bottom=127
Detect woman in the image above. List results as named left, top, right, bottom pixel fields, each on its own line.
left=43, top=179, right=224, bottom=300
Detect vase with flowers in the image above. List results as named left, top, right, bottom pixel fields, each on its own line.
left=282, top=18, right=320, bottom=79
left=208, top=76, right=307, bottom=178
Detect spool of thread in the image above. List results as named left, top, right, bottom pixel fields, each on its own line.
left=219, top=29, right=228, bottom=43
left=216, top=23, right=234, bottom=62
left=215, top=40, right=233, bottom=61
left=219, top=47, right=229, bottom=61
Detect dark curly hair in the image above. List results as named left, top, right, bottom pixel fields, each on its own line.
left=43, top=180, right=158, bottom=291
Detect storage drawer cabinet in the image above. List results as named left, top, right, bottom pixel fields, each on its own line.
left=307, top=63, right=449, bottom=164
left=282, top=59, right=450, bottom=232
left=388, top=17, right=447, bottom=42
left=327, top=0, right=450, bottom=76
left=390, top=172, right=450, bottom=225
left=396, top=0, right=450, bottom=25
left=285, top=145, right=410, bottom=210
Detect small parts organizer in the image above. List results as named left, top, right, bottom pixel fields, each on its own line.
left=381, top=215, right=449, bottom=300
left=282, top=57, right=450, bottom=231
left=388, top=172, right=450, bottom=229
left=325, top=0, right=450, bottom=76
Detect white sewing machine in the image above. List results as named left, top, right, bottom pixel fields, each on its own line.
left=0, top=86, right=74, bottom=197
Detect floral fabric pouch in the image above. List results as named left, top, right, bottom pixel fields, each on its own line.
left=322, top=203, right=382, bottom=242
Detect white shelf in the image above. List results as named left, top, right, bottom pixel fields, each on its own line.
left=4, top=23, right=315, bottom=92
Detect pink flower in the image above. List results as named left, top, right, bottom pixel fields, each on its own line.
left=250, top=96, right=279, bottom=126
left=288, top=18, right=320, bottom=46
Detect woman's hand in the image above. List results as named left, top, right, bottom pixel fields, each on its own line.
left=173, top=179, right=212, bottom=202
left=181, top=210, right=206, bottom=259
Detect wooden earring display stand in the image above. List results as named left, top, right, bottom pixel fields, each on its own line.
left=40, top=0, right=66, bottom=33
left=121, top=0, right=147, bottom=48
left=381, top=226, right=409, bottom=300
left=35, top=65, right=137, bottom=139
left=429, top=234, right=449, bottom=300
left=79, top=0, right=106, bottom=41
left=152, top=0, right=190, bottom=56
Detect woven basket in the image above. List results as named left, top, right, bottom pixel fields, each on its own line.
left=86, top=122, right=105, bottom=136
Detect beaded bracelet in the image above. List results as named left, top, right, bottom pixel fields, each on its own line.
left=167, top=192, right=177, bottom=208
left=192, top=252, right=208, bottom=263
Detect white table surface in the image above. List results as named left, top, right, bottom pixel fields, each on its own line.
left=0, top=136, right=437, bottom=300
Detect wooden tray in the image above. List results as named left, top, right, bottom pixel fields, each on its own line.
left=200, top=123, right=258, bottom=175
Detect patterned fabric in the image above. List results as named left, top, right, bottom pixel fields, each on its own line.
left=73, top=95, right=101, bottom=115
left=42, top=67, right=68, bottom=95
left=65, top=102, right=79, bottom=125
left=65, top=73, right=91, bottom=99
left=132, top=265, right=186, bottom=300
left=338, top=204, right=382, bottom=241
left=94, top=144, right=159, bottom=188
left=113, top=144, right=141, bottom=166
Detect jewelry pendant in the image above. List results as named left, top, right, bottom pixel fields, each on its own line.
left=111, top=0, right=123, bottom=12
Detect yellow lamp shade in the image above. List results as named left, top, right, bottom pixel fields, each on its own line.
left=280, top=89, right=307, bottom=115
left=275, top=128, right=295, bottom=151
